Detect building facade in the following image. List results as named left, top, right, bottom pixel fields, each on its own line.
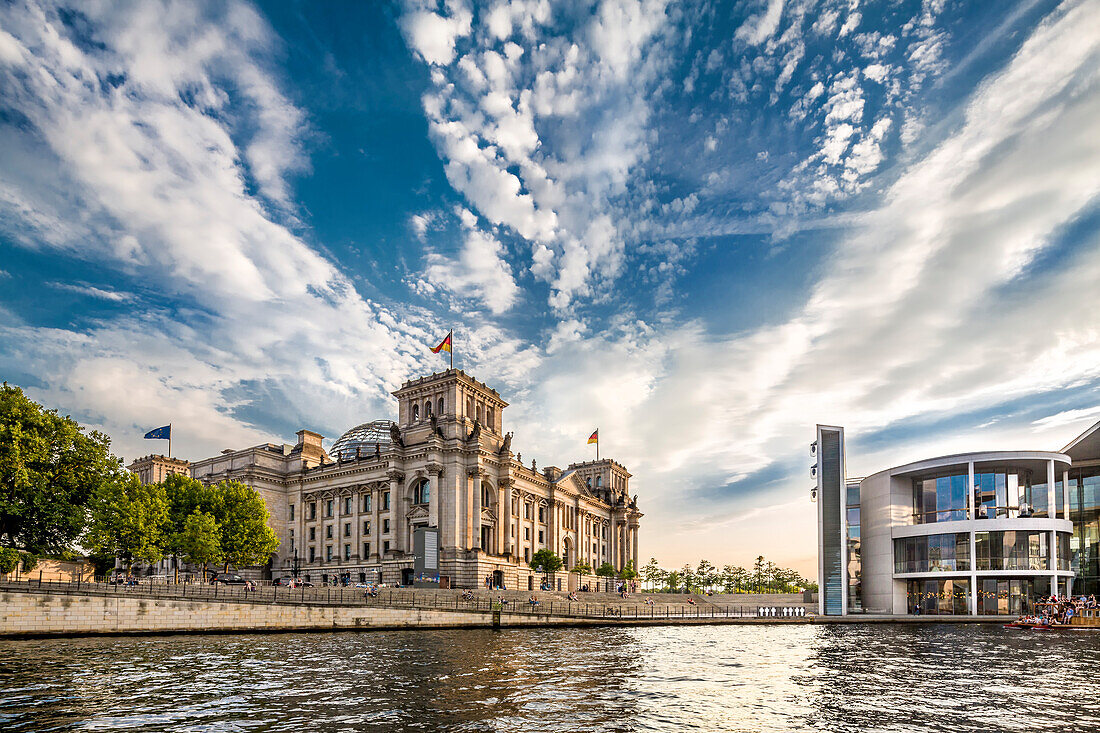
left=815, top=420, right=1100, bottom=615
left=130, top=369, right=642, bottom=589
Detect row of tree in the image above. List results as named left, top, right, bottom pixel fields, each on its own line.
left=639, top=556, right=816, bottom=594
left=528, top=549, right=639, bottom=581
left=0, top=382, right=277, bottom=577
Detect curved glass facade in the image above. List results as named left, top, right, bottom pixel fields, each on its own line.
left=330, top=420, right=394, bottom=460
left=975, top=530, right=1049, bottom=571
left=894, top=533, right=971, bottom=573
left=976, top=577, right=1049, bottom=615
left=913, top=474, right=968, bottom=523
left=906, top=578, right=969, bottom=615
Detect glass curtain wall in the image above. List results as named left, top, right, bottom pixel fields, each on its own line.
left=894, top=534, right=971, bottom=573
left=913, top=474, right=968, bottom=523
left=846, top=483, right=862, bottom=612
left=906, top=578, right=970, bottom=615
left=974, top=470, right=1035, bottom=518
left=975, top=531, right=1050, bottom=570
left=1069, top=468, right=1100, bottom=595
left=976, top=577, right=1049, bottom=615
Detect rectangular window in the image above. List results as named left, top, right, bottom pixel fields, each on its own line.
left=538, top=507, right=545, bottom=523
left=309, top=547, right=315, bottom=562
left=524, top=527, right=530, bottom=540
left=383, top=519, right=391, bottom=534
left=309, top=527, right=316, bottom=541
left=326, top=525, right=333, bottom=539
left=363, top=494, right=372, bottom=512
left=383, top=540, right=390, bottom=554
left=344, top=523, right=351, bottom=537
left=524, top=503, right=530, bottom=519
left=344, top=544, right=351, bottom=560
left=524, top=548, right=530, bottom=562
left=309, top=502, right=316, bottom=520
left=363, top=542, right=370, bottom=557
left=538, top=530, right=544, bottom=544
left=289, top=504, right=295, bottom=521
left=383, top=492, right=390, bottom=510
left=345, top=497, right=353, bottom=515
left=363, top=520, right=370, bottom=535
left=326, top=499, right=334, bottom=518
left=326, top=546, right=332, bottom=561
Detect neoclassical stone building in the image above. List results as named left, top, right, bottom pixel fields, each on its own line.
left=131, top=369, right=642, bottom=589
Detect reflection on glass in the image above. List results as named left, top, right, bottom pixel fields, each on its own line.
left=976, top=577, right=1049, bottom=615
left=975, top=531, right=1049, bottom=570
left=906, top=578, right=969, bottom=614
left=913, top=474, right=968, bottom=523
left=894, top=534, right=970, bottom=573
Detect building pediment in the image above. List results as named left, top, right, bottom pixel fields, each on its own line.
left=406, top=504, right=429, bottom=520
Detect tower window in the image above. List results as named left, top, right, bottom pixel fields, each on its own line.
left=438, top=397, right=445, bottom=414
left=412, top=404, right=419, bottom=420
left=425, top=399, right=432, bottom=416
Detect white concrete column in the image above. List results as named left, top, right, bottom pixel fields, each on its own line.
left=428, top=465, right=441, bottom=529
left=372, top=481, right=384, bottom=559
left=1063, top=469, right=1071, bottom=519
left=968, top=460, right=978, bottom=615
left=1047, top=460, right=1057, bottom=519
left=632, top=526, right=639, bottom=568
left=352, top=487, right=362, bottom=563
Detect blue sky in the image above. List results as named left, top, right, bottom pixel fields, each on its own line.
left=1, top=0, right=1098, bottom=574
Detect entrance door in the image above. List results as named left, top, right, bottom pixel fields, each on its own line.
left=401, top=568, right=414, bottom=586
left=492, top=570, right=504, bottom=589
left=528, top=575, right=533, bottom=591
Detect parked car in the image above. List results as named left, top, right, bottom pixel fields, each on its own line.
left=271, top=577, right=295, bottom=586
left=210, top=573, right=246, bottom=585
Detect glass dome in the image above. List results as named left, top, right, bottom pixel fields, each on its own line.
left=330, top=420, right=394, bottom=460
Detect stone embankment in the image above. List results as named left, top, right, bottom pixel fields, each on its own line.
left=0, top=581, right=1001, bottom=637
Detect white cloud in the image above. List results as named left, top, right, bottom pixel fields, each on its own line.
left=417, top=227, right=519, bottom=314
left=398, top=3, right=472, bottom=66
left=736, top=0, right=786, bottom=46
left=48, top=282, right=134, bottom=302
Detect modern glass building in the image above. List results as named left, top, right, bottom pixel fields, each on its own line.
left=815, top=419, right=1100, bottom=615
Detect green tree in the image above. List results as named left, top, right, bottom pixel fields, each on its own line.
left=179, top=511, right=221, bottom=581
left=595, top=561, right=616, bottom=577
left=529, top=548, right=563, bottom=574
left=0, top=547, right=19, bottom=575
left=569, top=560, right=591, bottom=575
left=620, top=559, right=638, bottom=581
left=87, top=472, right=169, bottom=572
left=163, top=474, right=223, bottom=581
left=0, top=383, right=118, bottom=553
left=680, top=563, right=696, bottom=594
left=641, top=557, right=663, bottom=591
left=752, top=555, right=766, bottom=592
left=217, top=480, right=278, bottom=571
left=665, top=570, right=682, bottom=593
left=697, top=559, right=715, bottom=592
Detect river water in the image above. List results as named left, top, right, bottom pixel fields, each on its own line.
left=1, top=624, right=1098, bottom=732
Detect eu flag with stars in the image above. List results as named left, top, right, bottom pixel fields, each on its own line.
left=144, top=425, right=171, bottom=440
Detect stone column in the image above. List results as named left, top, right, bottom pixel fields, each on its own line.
left=631, top=525, right=639, bottom=568
left=502, top=478, right=513, bottom=558
left=428, top=463, right=442, bottom=529
left=470, top=467, right=483, bottom=551
left=352, top=486, right=362, bottom=564
left=384, top=472, right=400, bottom=558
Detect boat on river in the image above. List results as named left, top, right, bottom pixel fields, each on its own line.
left=1005, top=602, right=1100, bottom=631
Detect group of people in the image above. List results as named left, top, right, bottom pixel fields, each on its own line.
left=1023, top=594, right=1099, bottom=625
left=484, top=575, right=506, bottom=590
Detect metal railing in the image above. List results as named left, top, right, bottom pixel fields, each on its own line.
left=0, top=577, right=812, bottom=622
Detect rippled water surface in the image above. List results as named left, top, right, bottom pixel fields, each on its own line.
left=2, top=624, right=1099, bottom=731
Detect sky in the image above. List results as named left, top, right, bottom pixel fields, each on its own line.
left=1, top=0, right=1098, bottom=576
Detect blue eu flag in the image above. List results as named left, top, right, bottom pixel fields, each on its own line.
left=144, top=425, right=171, bottom=440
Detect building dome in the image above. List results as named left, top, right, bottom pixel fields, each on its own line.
left=330, top=420, right=394, bottom=460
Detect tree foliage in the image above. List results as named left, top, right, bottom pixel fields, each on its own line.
left=179, top=511, right=221, bottom=578
left=529, top=548, right=563, bottom=574
left=217, top=480, right=278, bottom=570
left=619, top=559, right=638, bottom=580
left=594, top=561, right=616, bottom=578
left=87, top=472, right=169, bottom=571
left=0, top=383, right=118, bottom=553
left=569, top=560, right=591, bottom=575
left=640, top=555, right=814, bottom=594
left=0, top=547, right=19, bottom=574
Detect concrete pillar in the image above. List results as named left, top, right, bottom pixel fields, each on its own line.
left=428, top=464, right=441, bottom=529
left=1047, top=459, right=1057, bottom=519
left=372, top=480, right=385, bottom=559
left=631, top=526, right=639, bottom=568
left=1063, top=469, right=1071, bottom=519
left=352, top=487, right=362, bottom=563
left=386, top=472, right=400, bottom=558
left=968, top=460, right=977, bottom=615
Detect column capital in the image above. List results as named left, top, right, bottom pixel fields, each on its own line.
left=467, top=465, right=484, bottom=478
left=498, top=477, right=514, bottom=488
left=426, top=462, right=444, bottom=476
left=386, top=469, right=404, bottom=484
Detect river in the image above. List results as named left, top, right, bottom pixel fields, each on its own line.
left=1, top=624, right=1097, bottom=731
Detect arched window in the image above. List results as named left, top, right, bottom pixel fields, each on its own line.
left=481, top=481, right=493, bottom=506
left=477, top=404, right=483, bottom=423
left=414, top=478, right=430, bottom=505
left=586, top=477, right=591, bottom=488
left=425, top=399, right=432, bottom=416
left=412, top=403, right=419, bottom=421
left=486, top=408, right=494, bottom=430
left=467, top=397, right=473, bottom=416
left=438, top=397, right=445, bottom=415
left=596, top=476, right=603, bottom=488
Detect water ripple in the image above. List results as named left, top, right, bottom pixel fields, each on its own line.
left=0, top=624, right=1097, bottom=731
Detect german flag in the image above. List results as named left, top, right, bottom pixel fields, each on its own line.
left=430, top=332, right=452, bottom=354
left=587, top=429, right=598, bottom=445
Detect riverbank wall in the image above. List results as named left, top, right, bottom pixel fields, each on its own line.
left=1, top=588, right=1008, bottom=638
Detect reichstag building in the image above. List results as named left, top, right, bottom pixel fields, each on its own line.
left=130, top=369, right=642, bottom=589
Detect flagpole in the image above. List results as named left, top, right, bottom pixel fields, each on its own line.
left=169, top=423, right=172, bottom=459
left=450, top=329, right=454, bottom=370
